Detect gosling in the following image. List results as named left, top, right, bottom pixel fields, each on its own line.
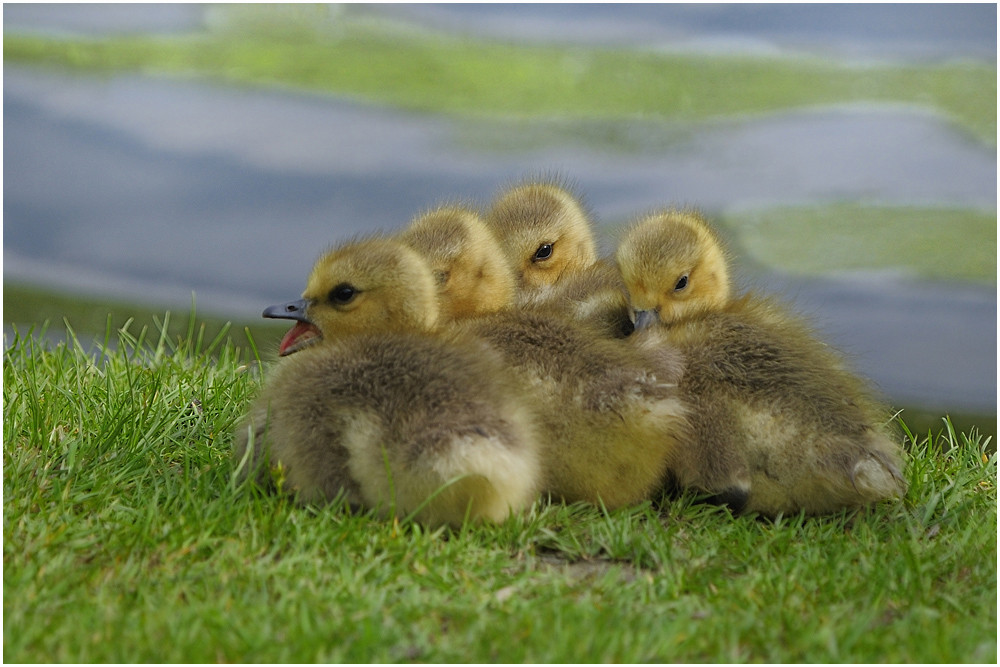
left=398, top=204, right=516, bottom=320
left=234, top=237, right=541, bottom=527
left=616, top=209, right=908, bottom=516
left=483, top=179, right=597, bottom=290
left=484, top=178, right=633, bottom=337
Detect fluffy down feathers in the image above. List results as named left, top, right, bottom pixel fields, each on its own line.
left=618, top=210, right=907, bottom=515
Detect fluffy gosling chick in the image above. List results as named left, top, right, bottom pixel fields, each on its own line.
left=484, top=180, right=633, bottom=337
left=616, top=210, right=907, bottom=516
left=398, top=204, right=516, bottom=320
left=234, top=237, right=541, bottom=527
left=483, top=180, right=598, bottom=290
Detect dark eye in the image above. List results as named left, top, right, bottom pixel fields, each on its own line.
left=433, top=270, right=450, bottom=286
left=533, top=243, right=554, bottom=262
left=674, top=274, right=689, bottom=292
left=328, top=283, right=358, bottom=305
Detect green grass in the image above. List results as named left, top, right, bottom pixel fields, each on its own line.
left=4, top=316, right=996, bottom=662
left=721, top=204, right=997, bottom=285
left=4, top=282, right=287, bottom=358
left=3, top=4, right=995, bottom=145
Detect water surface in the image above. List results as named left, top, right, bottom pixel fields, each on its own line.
left=6, top=3, right=995, bottom=61
left=4, top=68, right=995, bottom=414
left=388, top=3, right=997, bottom=61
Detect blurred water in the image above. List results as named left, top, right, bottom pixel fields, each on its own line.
left=4, top=68, right=996, bottom=413
left=387, top=3, right=998, bottom=61
left=3, top=4, right=997, bottom=415
left=5, top=3, right=996, bottom=61
left=2, top=3, right=204, bottom=36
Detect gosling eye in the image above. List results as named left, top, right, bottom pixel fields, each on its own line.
left=328, top=283, right=358, bottom=305
left=674, top=274, right=689, bottom=292
left=532, top=243, right=554, bottom=263
left=433, top=270, right=450, bottom=286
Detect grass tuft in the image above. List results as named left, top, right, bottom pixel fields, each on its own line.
left=4, top=314, right=996, bottom=662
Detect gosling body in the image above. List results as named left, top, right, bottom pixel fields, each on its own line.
left=450, top=308, right=687, bottom=508
left=234, top=332, right=540, bottom=526
left=516, top=259, right=635, bottom=338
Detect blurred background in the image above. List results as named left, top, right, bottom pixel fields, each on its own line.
left=4, top=3, right=996, bottom=437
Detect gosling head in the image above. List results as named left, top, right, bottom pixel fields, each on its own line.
left=615, top=210, right=732, bottom=330
left=483, top=181, right=597, bottom=291
left=398, top=205, right=516, bottom=319
left=264, top=236, right=440, bottom=356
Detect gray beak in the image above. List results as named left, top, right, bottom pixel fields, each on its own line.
left=632, top=309, right=660, bottom=331
left=263, top=298, right=311, bottom=323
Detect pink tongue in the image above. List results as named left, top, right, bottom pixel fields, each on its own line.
left=278, top=321, right=322, bottom=356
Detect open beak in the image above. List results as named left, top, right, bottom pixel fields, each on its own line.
left=632, top=309, right=660, bottom=331
left=263, top=298, right=322, bottom=356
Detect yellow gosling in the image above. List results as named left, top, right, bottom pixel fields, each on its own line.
left=234, top=236, right=541, bottom=527
left=484, top=179, right=632, bottom=337
left=617, top=209, right=908, bottom=516
left=483, top=180, right=597, bottom=290
left=398, top=204, right=516, bottom=320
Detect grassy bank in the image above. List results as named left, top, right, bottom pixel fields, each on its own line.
left=3, top=5, right=995, bottom=145
left=3, top=319, right=996, bottom=662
